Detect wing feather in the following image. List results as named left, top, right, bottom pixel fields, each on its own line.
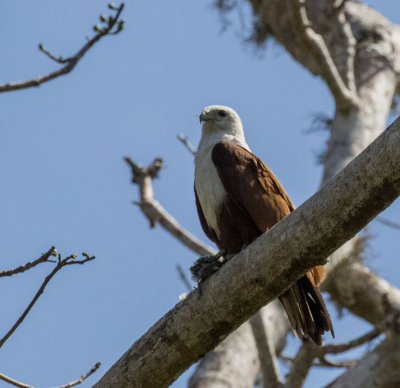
left=195, top=187, right=219, bottom=244
left=211, top=140, right=294, bottom=233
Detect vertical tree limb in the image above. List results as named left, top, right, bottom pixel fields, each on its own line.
left=250, top=312, right=284, bottom=388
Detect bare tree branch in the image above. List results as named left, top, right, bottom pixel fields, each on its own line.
left=281, top=353, right=358, bottom=369
left=375, top=216, right=400, bottom=230
left=0, top=246, right=56, bottom=277
left=322, top=328, right=381, bottom=354
left=0, top=373, right=32, bottom=388
left=0, top=251, right=95, bottom=349
left=188, top=300, right=289, bottom=387
left=124, top=156, right=215, bottom=256
left=0, top=3, right=125, bottom=93
left=249, top=313, right=283, bottom=388
left=282, top=328, right=380, bottom=386
left=55, top=362, right=101, bottom=388
left=316, top=355, right=356, bottom=369
left=289, top=0, right=360, bottom=111
left=177, top=134, right=197, bottom=156
left=95, top=116, right=400, bottom=387
left=283, top=342, right=316, bottom=388
left=324, top=261, right=400, bottom=327
left=188, top=314, right=261, bottom=388
left=325, top=336, right=400, bottom=388
left=0, top=362, right=101, bottom=388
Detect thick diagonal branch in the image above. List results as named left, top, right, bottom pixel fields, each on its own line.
left=95, top=116, right=400, bottom=387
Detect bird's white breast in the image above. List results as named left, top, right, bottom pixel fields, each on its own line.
left=195, top=147, right=226, bottom=236
left=194, top=133, right=249, bottom=237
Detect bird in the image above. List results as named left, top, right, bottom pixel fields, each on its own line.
left=193, top=105, right=334, bottom=345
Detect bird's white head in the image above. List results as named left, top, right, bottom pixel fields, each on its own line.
left=199, top=105, right=244, bottom=138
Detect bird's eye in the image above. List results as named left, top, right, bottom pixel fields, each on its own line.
left=217, top=110, right=227, bottom=117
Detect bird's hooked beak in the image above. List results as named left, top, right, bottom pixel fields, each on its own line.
left=199, top=109, right=212, bottom=123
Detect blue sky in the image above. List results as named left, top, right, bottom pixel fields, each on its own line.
left=1, top=1, right=399, bottom=387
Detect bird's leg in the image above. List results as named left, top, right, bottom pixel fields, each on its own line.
left=214, top=249, right=226, bottom=262
left=190, top=250, right=227, bottom=296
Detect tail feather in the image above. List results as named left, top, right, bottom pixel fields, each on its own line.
left=279, top=273, right=334, bottom=345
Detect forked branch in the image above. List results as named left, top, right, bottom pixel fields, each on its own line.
left=124, top=156, right=215, bottom=256
left=289, top=0, right=360, bottom=111
left=0, top=250, right=95, bottom=349
left=0, top=362, right=101, bottom=388
left=282, top=327, right=381, bottom=387
left=0, top=246, right=57, bottom=277
left=0, top=3, right=125, bottom=93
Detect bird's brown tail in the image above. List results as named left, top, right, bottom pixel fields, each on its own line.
left=279, top=273, right=334, bottom=345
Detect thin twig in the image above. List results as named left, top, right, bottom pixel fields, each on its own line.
left=375, top=216, right=400, bottom=230
left=0, top=373, right=32, bottom=388
left=280, top=354, right=356, bottom=368
left=0, top=362, right=100, bottom=388
left=176, top=264, right=193, bottom=292
left=56, top=362, right=101, bottom=388
left=0, top=3, right=125, bottom=93
left=316, top=355, right=356, bottom=368
left=0, top=246, right=57, bottom=277
left=289, top=0, right=359, bottom=111
left=177, top=134, right=197, bottom=155
left=124, top=156, right=215, bottom=256
left=322, top=327, right=381, bottom=354
left=281, top=328, right=380, bottom=385
left=39, top=44, right=73, bottom=64
left=0, top=252, right=95, bottom=349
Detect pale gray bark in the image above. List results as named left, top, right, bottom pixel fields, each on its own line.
left=283, top=343, right=315, bottom=388
left=249, top=311, right=284, bottom=388
left=188, top=301, right=288, bottom=388
left=324, top=261, right=400, bottom=327
left=188, top=318, right=259, bottom=388
left=325, top=336, right=400, bottom=388
left=94, top=116, right=400, bottom=387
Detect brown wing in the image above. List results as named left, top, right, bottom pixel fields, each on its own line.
left=212, top=140, right=333, bottom=343
left=195, top=186, right=218, bottom=244
left=211, top=140, right=294, bottom=233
